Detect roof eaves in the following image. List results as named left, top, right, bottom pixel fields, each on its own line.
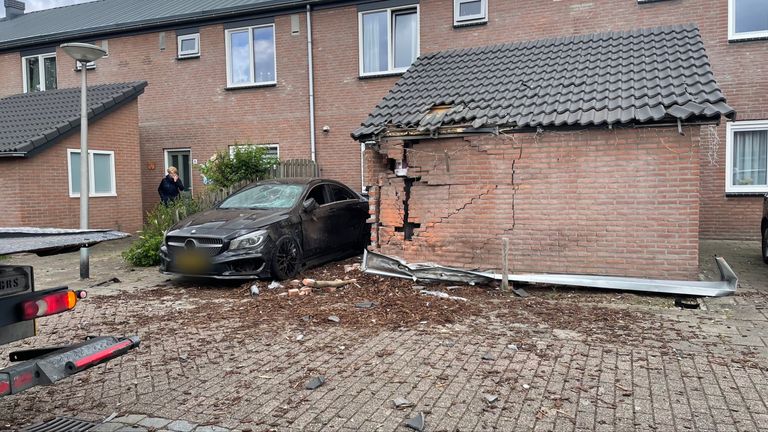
left=6, top=81, right=147, bottom=158
left=0, top=0, right=329, bottom=52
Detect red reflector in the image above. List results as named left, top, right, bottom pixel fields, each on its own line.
left=0, top=377, right=10, bottom=396
left=12, top=371, right=34, bottom=389
left=68, top=339, right=133, bottom=371
left=20, top=291, right=77, bottom=320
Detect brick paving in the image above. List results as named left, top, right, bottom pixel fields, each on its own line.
left=1, top=240, right=767, bottom=432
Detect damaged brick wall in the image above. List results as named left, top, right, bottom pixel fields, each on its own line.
left=366, top=127, right=702, bottom=280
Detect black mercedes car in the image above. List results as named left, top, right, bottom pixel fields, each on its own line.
left=762, top=193, right=768, bottom=264
left=159, top=178, right=369, bottom=279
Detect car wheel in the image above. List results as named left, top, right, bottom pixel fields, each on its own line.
left=271, top=236, right=302, bottom=280
left=763, top=226, right=768, bottom=265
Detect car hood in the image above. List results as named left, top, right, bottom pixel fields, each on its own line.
left=169, top=208, right=290, bottom=237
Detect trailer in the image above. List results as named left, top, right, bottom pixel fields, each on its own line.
left=0, top=228, right=140, bottom=397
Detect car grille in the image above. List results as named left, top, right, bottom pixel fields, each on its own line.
left=166, top=236, right=225, bottom=257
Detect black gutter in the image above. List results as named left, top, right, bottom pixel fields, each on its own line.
left=0, top=0, right=383, bottom=53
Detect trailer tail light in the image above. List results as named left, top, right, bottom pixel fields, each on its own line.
left=65, top=338, right=136, bottom=373
left=0, top=376, right=10, bottom=396
left=20, top=290, right=82, bottom=320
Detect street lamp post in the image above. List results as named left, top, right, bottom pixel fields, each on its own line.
left=60, top=43, right=107, bottom=280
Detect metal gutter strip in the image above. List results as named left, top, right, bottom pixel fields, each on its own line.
left=361, top=250, right=738, bottom=297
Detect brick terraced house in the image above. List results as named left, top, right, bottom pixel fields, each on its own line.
left=0, top=0, right=765, bottom=277
left=0, top=81, right=146, bottom=233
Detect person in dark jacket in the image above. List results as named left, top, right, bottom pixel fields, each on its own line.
left=158, top=166, right=185, bottom=204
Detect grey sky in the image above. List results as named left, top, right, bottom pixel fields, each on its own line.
left=1, top=0, right=95, bottom=18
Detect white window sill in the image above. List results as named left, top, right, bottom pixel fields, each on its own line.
left=358, top=71, right=406, bottom=79
left=453, top=19, right=488, bottom=28
left=725, top=187, right=768, bottom=195
left=729, top=32, right=768, bottom=42
left=69, top=193, right=118, bottom=198
left=177, top=54, right=200, bottom=60
left=225, top=82, right=277, bottom=90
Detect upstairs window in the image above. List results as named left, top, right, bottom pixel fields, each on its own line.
left=454, top=0, right=487, bottom=26
left=225, top=24, right=276, bottom=87
left=359, top=5, right=419, bottom=76
left=22, top=53, right=56, bottom=92
left=729, top=0, right=768, bottom=40
left=178, top=33, right=200, bottom=58
left=726, top=121, right=768, bottom=193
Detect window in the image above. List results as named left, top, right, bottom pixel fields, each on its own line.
left=22, top=53, right=56, bottom=92
left=359, top=6, right=419, bottom=76
left=67, top=150, right=117, bottom=197
left=726, top=121, right=768, bottom=193
left=454, top=0, right=487, bottom=26
left=329, top=184, right=357, bottom=202
left=228, top=144, right=279, bottom=159
left=729, top=0, right=768, bottom=41
left=178, top=33, right=200, bottom=58
left=306, top=185, right=328, bottom=205
left=225, top=24, right=276, bottom=87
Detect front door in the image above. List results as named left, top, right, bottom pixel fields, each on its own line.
left=165, top=149, right=192, bottom=196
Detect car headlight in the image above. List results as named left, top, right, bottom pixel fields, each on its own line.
left=230, top=230, right=268, bottom=251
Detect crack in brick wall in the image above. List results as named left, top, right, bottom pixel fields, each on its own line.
left=364, top=127, right=701, bottom=280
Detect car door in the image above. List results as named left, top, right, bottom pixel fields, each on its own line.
left=326, top=184, right=367, bottom=248
left=300, top=184, right=334, bottom=259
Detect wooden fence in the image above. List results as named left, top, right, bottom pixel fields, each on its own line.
left=194, top=159, right=319, bottom=212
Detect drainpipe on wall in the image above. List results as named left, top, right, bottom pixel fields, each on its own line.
left=306, top=5, right=317, bottom=163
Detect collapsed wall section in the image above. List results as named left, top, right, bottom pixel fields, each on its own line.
left=364, top=127, right=701, bottom=280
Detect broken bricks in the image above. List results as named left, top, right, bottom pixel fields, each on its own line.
left=393, top=397, right=415, bottom=409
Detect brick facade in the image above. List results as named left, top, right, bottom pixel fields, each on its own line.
left=0, top=0, right=764, bottom=240
left=0, top=100, right=143, bottom=233
left=366, top=127, right=702, bottom=280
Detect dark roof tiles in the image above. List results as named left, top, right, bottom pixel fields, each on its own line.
left=0, top=81, right=147, bottom=156
left=352, top=24, right=734, bottom=140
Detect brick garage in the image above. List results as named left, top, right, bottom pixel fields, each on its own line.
left=355, top=26, right=733, bottom=279
left=0, top=82, right=146, bottom=233
left=367, top=128, right=702, bottom=280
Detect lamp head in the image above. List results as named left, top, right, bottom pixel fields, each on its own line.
left=60, top=42, right=107, bottom=63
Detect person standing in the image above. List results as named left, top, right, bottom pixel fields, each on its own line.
left=158, top=166, right=185, bottom=204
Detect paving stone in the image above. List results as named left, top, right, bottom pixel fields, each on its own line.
left=112, top=415, right=147, bottom=425
left=91, top=424, right=125, bottom=432
left=138, top=417, right=172, bottom=428
left=167, top=420, right=198, bottom=432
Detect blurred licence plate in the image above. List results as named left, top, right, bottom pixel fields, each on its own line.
left=176, top=251, right=210, bottom=273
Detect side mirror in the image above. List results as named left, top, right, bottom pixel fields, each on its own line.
left=303, top=198, right=319, bottom=213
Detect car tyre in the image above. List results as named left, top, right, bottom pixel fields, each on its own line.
left=763, top=226, right=768, bottom=265
left=272, top=235, right=302, bottom=280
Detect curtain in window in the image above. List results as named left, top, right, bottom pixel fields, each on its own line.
left=25, top=57, right=40, bottom=92
left=733, top=130, right=768, bottom=186
left=734, top=0, right=768, bottom=34
left=363, top=11, right=388, bottom=73
left=44, top=57, right=57, bottom=90
left=394, top=11, right=417, bottom=69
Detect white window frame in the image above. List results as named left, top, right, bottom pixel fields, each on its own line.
left=728, top=0, right=768, bottom=41
left=67, top=149, right=117, bottom=198
left=358, top=5, right=420, bottom=77
left=228, top=143, right=280, bottom=159
left=725, top=120, right=768, bottom=193
left=225, top=24, right=277, bottom=88
left=21, top=53, right=56, bottom=93
left=177, top=33, right=200, bottom=58
left=454, top=0, right=487, bottom=26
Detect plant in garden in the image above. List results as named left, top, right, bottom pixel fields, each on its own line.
left=198, top=144, right=278, bottom=189
left=122, top=197, right=202, bottom=266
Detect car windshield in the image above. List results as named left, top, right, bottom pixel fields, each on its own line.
left=218, top=184, right=304, bottom=209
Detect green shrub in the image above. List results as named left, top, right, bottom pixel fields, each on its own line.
left=122, top=197, right=202, bottom=267
left=198, top=144, right=278, bottom=189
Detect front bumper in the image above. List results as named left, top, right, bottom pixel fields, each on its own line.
left=159, top=243, right=274, bottom=279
